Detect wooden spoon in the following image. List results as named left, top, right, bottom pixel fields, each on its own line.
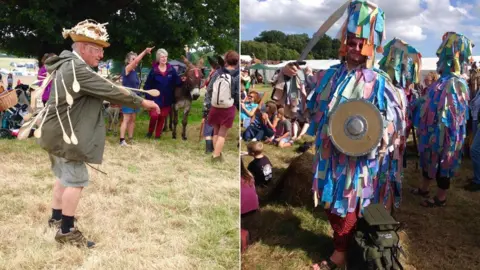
left=34, top=105, right=50, bottom=138
left=61, top=72, right=74, bottom=105
left=71, top=60, right=80, bottom=92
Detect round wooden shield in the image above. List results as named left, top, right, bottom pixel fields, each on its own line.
left=328, top=99, right=383, bottom=156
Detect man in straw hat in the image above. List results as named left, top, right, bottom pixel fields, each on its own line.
left=32, top=19, right=159, bottom=248
left=281, top=1, right=406, bottom=268
left=412, top=32, right=473, bottom=204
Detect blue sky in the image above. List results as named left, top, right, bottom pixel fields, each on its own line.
left=241, top=0, right=480, bottom=58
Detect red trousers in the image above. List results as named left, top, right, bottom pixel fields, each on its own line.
left=148, top=106, right=171, bottom=137
left=325, top=209, right=359, bottom=252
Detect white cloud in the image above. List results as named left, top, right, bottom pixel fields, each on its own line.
left=388, top=25, right=426, bottom=41
left=241, top=0, right=474, bottom=46
left=241, top=0, right=346, bottom=29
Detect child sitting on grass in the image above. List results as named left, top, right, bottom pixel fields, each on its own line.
left=243, top=101, right=278, bottom=142
left=271, top=108, right=293, bottom=148
left=241, top=91, right=260, bottom=128
left=247, top=141, right=273, bottom=187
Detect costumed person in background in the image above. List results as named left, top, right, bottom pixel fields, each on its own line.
left=201, top=55, right=221, bottom=154
left=119, top=47, right=154, bottom=146
left=378, top=38, right=422, bottom=168
left=467, top=82, right=480, bottom=191
left=19, top=20, right=159, bottom=248
left=412, top=32, right=473, bottom=207
left=144, top=48, right=182, bottom=139
left=39, top=53, right=57, bottom=106
left=297, top=1, right=406, bottom=268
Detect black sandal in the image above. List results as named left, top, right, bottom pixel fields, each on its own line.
left=410, top=188, right=429, bottom=197
left=421, top=196, right=446, bottom=208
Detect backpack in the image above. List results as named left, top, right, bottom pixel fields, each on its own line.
left=212, top=71, right=234, bottom=108
left=347, top=204, right=404, bottom=270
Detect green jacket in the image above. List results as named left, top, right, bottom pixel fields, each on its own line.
left=38, top=50, right=144, bottom=164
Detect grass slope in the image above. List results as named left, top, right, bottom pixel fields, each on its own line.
left=0, top=98, right=240, bottom=270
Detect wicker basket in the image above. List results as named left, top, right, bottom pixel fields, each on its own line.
left=0, top=91, right=18, bottom=111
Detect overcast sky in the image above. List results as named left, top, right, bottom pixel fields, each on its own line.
left=241, top=0, right=480, bottom=57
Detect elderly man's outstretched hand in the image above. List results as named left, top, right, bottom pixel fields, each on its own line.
left=141, top=99, right=160, bottom=114
left=282, top=63, right=299, bottom=77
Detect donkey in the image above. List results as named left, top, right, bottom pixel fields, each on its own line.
left=171, top=56, right=204, bottom=140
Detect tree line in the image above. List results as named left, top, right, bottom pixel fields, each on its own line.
left=0, top=0, right=239, bottom=64
left=241, top=30, right=341, bottom=61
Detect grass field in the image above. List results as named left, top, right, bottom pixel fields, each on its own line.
left=240, top=84, right=480, bottom=270
left=0, top=96, right=240, bottom=269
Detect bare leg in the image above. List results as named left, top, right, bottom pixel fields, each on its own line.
left=278, top=141, right=292, bottom=148
left=420, top=177, right=432, bottom=192
left=435, top=188, right=447, bottom=201
left=297, top=123, right=310, bottom=139
left=52, top=179, right=65, bottom=210
left=61, top=187, right=83, bottom=217
left=127, top=113, right=136, bottom=139
left=212, top=124, right=220, bottom=146
left=120, top=114, right=131, bottom=140
left=213, top=126, right=229, bottom=158
left=292, top=122, right=299, bottom=140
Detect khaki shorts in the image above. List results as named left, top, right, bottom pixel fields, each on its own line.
left=49, top=154, right=89, bottom=187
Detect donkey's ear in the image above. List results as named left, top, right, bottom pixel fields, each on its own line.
left=181, top=55, right=190, bottom=65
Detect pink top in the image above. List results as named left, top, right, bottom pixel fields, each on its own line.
left=38, top=65, right=53, bottom=103
left=241, top=177, right=259, bottom=214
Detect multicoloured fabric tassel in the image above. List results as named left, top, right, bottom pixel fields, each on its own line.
left=436, top=32, right=474, bottom=75
left=338, top=0, right=386, bottom=68
left=307, top=64, right=406, bottom=217
left=414, top=32, right=472, bottom=179
left=379, top=38, right=422, bottom=138
left=414, top=74, right=469, bottom=178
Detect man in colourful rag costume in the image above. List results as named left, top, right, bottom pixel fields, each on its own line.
left=412, top=32, right=473, bottom=206
left=302, top=1, right=407, bottom=268
left=20, top=20, right=159, bottom=247
left=378, top=38, right=422, bottom=167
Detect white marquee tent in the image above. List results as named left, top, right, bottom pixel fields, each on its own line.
left=250, top=56, right=480, bottom=83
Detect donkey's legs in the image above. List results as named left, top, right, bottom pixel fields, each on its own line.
left=169, top=109, right=174, bottom=131
left=172, top=106, right=179, bottom=139
left=181, top=103, right=191, bottom=141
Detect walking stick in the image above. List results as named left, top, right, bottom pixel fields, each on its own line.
left=199, top=118, right=205, bottom=142
left=411, top=125, right=419, bottom=170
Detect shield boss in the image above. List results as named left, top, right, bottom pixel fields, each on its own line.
left=328, top=99, right=383, bottom=156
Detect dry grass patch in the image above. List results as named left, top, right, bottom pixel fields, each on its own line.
left=240, top=83, right=480, bottom=270
left=0, top=114, right=239, bottom=270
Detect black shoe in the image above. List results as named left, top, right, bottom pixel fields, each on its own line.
left=145, top=133, right=152, bottom=138
left=55, top=228, right=95, bottom=248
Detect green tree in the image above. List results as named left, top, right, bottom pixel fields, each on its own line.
left=283, top=34, right=309, bottom=53
left=254, top=30, right=287, bottom=45
left=0, top=0, right=238, bottom=63
left=243, top=30, right=341, bottom=61
left=240, top=41, right=268, bottom=60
